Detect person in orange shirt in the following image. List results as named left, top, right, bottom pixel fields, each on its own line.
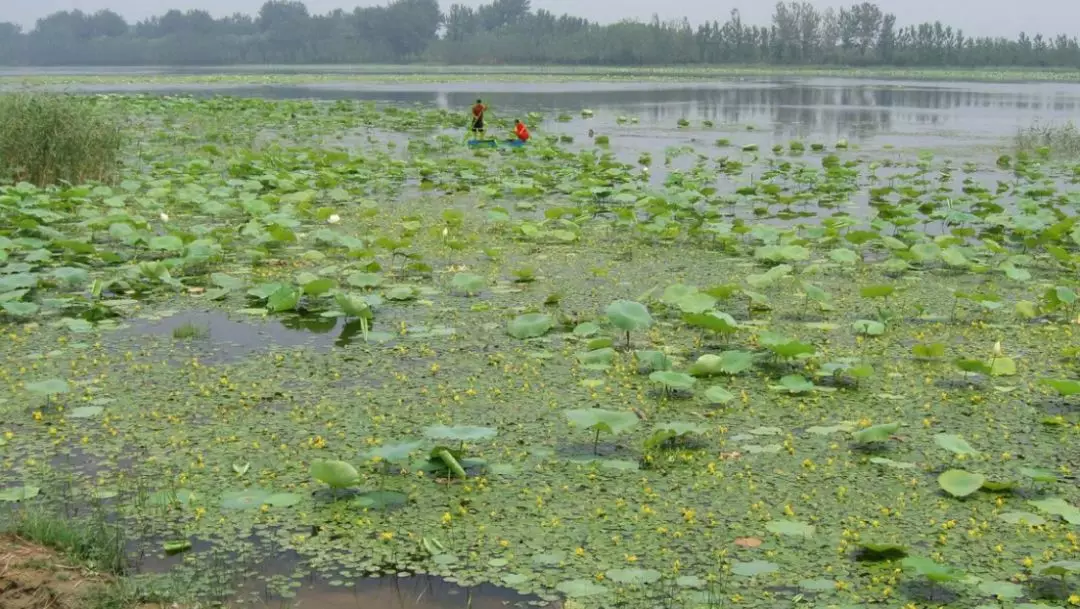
left=514, top=119, right=530, bottom=142
left=470, top=99, right=487, bottom=134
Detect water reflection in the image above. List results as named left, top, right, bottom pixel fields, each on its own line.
left=44, top=77, right=1080, bottom=144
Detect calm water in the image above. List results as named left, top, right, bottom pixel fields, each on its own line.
left=12, top=67, right=1080, bottom=153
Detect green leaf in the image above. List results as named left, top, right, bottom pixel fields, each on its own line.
left=852, top=319, right=885, bottom=336
left=765, top=520, right=815, bottom=537
left=860, top=284, right=895, bottom=299
left=68, top=406, right=103, bottom=419
left=869, top=457, right=915, bottom=469
left=689, top=351, right=754, bottom=376
left=606, top=568, right=661, bottom=585
left=776, top=374, right=814, bottom=394
left=683, top=311, right=739, bottom=334
left=264, top=492, right=302, bottom=508
left=424, top=425, right=497, bottom=442
left=938, top=469, right=986, bottom=498
left=997, top=511, right=1046, bottom=526
left=50, top=267, right=90, bottom=288
left=1043, top=378, right=1080, bottom=396
left=978, top=580, right=1023, bottom=599
left=385, top=286, right=417, bottom=301
left=901, top=556, right=962, bottom=583
left=564, top=409, right=639, bottom=435
left=507, top=313, right=553, bottom=339
left=578, top=348, right=617, bottom=369
left=362, top=441, right=423, bottom=463
left=1039, top=561, right=1080, bottom=576
left=0, top=486, right=40, bottom=502
left=1019, top=467, right=1057, bottom=483
left=705, top=386, right=736, bottom=405
left=675, top=292, right=717, bottom=314
left=572, top=322, right=600, bottom=337
left=211, top=273, right=246, bottom=290
left=302, top=278, right=336, bottom=297
left=852, top=422, right=899, bottom=443
left=310, top=460, right=359, bottom=489
left=649, top=371, right=696, bottom=391
left=934, top=433, right=979, bottom=456
left=555, top=579, right=609, bottom=598
left=346, top=272, right=383, bottom=289
left=26, top=378, right=69, bottom=396
left=450, top=273, right=486, bottom=296
left=1027, top=498, right=1080, bottom=524
left=2, top=301, right=39, bottom=318
left=149, top=235, right=184, bottom=252
left=635, top=350, right=671, bottom=372
left=606, top=300, right=653, bottom=332
left=335, top=293, right=372, bottom=319
left=731, top=560, right=779, bottom=577
left=913, top=343, right=946, bottom=358
left=857, top=542, right=908, bottom=559
left=221, top=489, right=271, bottom=510
left=989, top=357, right=1017, bottom=376
left=267, top=286, right=300, bottom=312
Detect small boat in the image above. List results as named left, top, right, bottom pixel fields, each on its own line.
left=467, top=139, right=526, bottom=149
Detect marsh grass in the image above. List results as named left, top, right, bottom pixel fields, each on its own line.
left=0, top=93, right=123, bottom=186
left=3, top=509, right=126, bottom=574
left=173, top=322, right=209, bottom=340
left=1014, top=122, right=1080, bottom=157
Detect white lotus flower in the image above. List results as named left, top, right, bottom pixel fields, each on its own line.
left=159, top=212, right=169, bottom=222
left=992, top=341, right=1003, bottom=357
left=327, top=214, right=341, bottom=224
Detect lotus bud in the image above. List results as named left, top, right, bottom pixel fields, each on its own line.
left=992, top=341, right=1003, bottom=357
left=327, top=214, right=341, bottom=224
left=442, top=226, right=449, bottom=238
left=159, top=212, right=169, bottom=222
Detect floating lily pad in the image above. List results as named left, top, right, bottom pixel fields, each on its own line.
left=424, top=425, right=497, bottom=442
left=507, top=313, right=553, bottom=339
left=68, top=406, right=103, bottom=419
left=732, top=560, right=779, bottom=577
left=939, top=469, right=986, bottom=498
left=766, top=519, right=815, bottom=537
left=556, top=578, right=609, bottom=598
left=221, top=489, right=271, bottom=510
left=606, top=568, right=661, bottom=585
left=0, top=486, right=40, bottom=502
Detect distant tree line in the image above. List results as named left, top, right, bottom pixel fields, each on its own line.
left=2, top=0, right=1080, bottom=68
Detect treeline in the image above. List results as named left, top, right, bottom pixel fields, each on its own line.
left=2, top=0, right=1080, bottom=68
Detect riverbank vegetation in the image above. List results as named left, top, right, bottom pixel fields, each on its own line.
left=3, top=0, right=1080, bottom=68
left=0, top=94, right=1077, bottom=608
left=0, top=93, right=123, bottom=186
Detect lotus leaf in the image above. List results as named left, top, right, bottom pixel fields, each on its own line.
left=684, top=311, right=739, bottom=333
left=572, top=322, right=600, bottom=337
left=939, top=469, right=986, bottom=498
left=1040, top=561, right=1080, bottom=576
left=564, top=409, right=639, bottom=435
left=765, top=519, right=815, bottom=537
left=852, top=422, right=899, bottom=443
left=635, top=350, right=671, bottom=372
left=606, top=568, right=661, bottom=585
left=26, top=379, right=69, bottom=396
left=450, top=273, right=485, bottom=295
left=902, top=556, right=962, bottom=583
left=705, top=385, right=736, bottom=404
left=507, top=313, right=553, bottom=339
left=1027, top=498, right=1080, bottom=524
left=310, top=460, right=359, bottom=489
left=424, top=425, right=497, bottom=442
left=0, top=486, right=40, bottom=502
left=649, top=370, right=696, bottom=391
left=934, top=433, right=979, bottom=456
left=731, top=560, right=778, bottom=577
left=556, top=579, right=608, bottom=598
left=68, top=406, right=103, bottom=418
left=689, top=351, right=754, bottom=376
left=606, top=300, right=653, bottom=332
left=221, top=489, right=271, bottom=510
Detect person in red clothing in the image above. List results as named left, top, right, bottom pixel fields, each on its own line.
left=470, top=99, right=486, bottom=134
left=514, top=119, right=530, bottom=142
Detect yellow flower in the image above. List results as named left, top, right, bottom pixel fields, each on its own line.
left=32, top=411, right=42, bottom=421
left=380, top=532, right=394, bottom=541
left=1068, top=594, right=1080, bottom=606
left=499, top=539, right=509, bottom=547
left=441, top=512, right=452, bottom=525
left=575, top=547, right=585, bottom=557
left=1022, top=556, right=1034, bottom=568
left=625, top=554, right=637, bottom=563
left=3, top=431, right=12, bottom=440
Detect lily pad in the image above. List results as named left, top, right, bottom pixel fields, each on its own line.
left=310, top=460, right=359, bottom=489
left=765, top=519, right=815, bottom=537
left=934, top=433, right=979, bottom=456
left=606, top=568, right=661, bottom=585
left=852, top=422, right=899, bottom=443
left=938, top=469, right=986, bottom=498
left=556, top=579, right=609, bottom=598
left=731, top=560, right=779, bottom=577
left=507, top=313, right=553, bottom=339
left=68, top=406, right=103, bottom=419
left=0, top=485, right=40, bottom=502
left=424, top=425, right=497, bottom=442
left=221, top=489, right=271, bottom=510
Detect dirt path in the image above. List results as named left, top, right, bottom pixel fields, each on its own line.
left=0, top=535, right=106, bottom=609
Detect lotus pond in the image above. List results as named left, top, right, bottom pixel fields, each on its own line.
left=0, top=90, right=1079, bottom=609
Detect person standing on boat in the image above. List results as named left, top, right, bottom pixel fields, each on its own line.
left=514, top=119, right=530, bottom=142
left=470, top=99, right=487, bottom=134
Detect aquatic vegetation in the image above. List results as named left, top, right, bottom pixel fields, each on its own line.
left=0, top=93, right=123, bottom=186
left=0, top=92, right=1077, bottom=609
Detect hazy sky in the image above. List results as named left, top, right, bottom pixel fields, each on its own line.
left=7, top=0, right=1078, bottom=38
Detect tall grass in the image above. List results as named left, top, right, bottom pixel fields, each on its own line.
left=3, top=509, right=127, bottom=574
left=0, top=93, right=123, bottom=186
left=1015, top=122, right=1080, bottom=158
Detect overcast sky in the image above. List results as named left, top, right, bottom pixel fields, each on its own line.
left=7, top=0, right=1078, bottom=38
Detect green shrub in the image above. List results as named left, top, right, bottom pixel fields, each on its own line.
left=1015, top=122, right=1080, bottom=158
left=0, top=93, right=123, bottom=186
